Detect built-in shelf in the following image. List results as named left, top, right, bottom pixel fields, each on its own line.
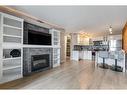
left=53, top=47, right=60, bottom=67
left=0, top=12, right=23, bottom=84
left=3, top=34, right=22, bottom=38
left=0, top=74, right=22, bottom=84
left=3, top=24, right=22, bottom=30
left=3, top=36, right=22, bottom=43
left=54, top=41, right=59, bottom=42
left=3, top=57, right=21, bottom=61
left=54, top=57, right=60, bottom=60
left=3, top=43, right=22, bottom=49
left=3, top=65, right=21, bottom=71
left=49, top=29, right=61, bottom=67
left=0, top=67, right=22, bottom=83
left=23, top=45, right=53, bottom=48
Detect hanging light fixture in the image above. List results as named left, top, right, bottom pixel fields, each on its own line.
left=109, top=25, right=113, bottom=34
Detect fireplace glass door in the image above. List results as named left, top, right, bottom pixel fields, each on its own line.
left=31, top=54, right=49, bottom=72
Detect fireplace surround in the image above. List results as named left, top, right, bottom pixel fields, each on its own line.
left=23, top=48, right=53, bottom=75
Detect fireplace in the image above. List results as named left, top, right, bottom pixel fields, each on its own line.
left=23, top=48, right=52, bottom=75
left=31, top=54, right=50, bottom=72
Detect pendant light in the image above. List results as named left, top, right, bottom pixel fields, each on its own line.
left=109, top=25, right=113, bottom=34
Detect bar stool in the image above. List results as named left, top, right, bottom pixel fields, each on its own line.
left=110, top=51, right=124, bottom=72
left=98, top=51, right=109, bottom=69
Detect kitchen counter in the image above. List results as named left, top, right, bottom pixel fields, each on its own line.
left=71, top=50, right=92, bottom=61
left=71, top=50, right=126, bottom=72
left=74, top=45, right=109, bottom=51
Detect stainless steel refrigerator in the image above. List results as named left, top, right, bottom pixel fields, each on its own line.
left=109, top=40, right=122, bottom=51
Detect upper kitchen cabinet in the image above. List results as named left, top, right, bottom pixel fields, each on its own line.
left=91, top=36, right=104, bottom=41
left=108, top=34, right=122, bottom=40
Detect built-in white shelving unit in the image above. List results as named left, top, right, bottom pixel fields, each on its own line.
left=53, top=48, right=60, bottom=67
left=0, top=12, right=23, bottom=83
left=0, top=12, right=61, bottom=84
left=50, top=29, right=61, bottom=67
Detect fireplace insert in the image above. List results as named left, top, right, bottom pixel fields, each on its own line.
left=31, top=54, right=50, bottom=72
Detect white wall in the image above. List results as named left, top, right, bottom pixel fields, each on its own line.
left=70, top=33, right=78, bottom=59
left=60, top=32, right=66, bottom=63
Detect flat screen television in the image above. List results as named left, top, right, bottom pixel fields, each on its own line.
left=27, top=29, right=52, bottom=45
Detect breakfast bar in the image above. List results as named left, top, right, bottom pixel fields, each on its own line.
left=71, top=44, right=126, bottom=72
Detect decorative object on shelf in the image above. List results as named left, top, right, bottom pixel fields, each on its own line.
left=10, top=49, right=21, bottom=57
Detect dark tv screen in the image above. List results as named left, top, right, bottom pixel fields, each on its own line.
left=28, top=30, right=51, bottom=45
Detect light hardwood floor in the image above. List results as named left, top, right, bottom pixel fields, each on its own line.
left=0, top=59, right=127, bottom=89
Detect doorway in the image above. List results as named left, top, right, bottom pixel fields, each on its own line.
left=66, top=35, right=71, bottom=59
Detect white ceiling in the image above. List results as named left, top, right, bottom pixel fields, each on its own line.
left=11, top=6, right=127, bottom=36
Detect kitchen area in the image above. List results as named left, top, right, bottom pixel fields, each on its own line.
left=70, top=33, right=126, bottom=72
